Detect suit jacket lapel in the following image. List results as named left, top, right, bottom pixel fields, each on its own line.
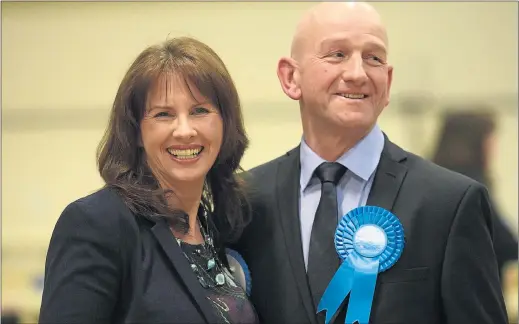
left=151, top=218, right=221, bottom=324
left=367, top=136, right=408, bottom=211
left=276, top=147, right=319, bottom=324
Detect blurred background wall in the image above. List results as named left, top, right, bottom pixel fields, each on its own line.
left=2, top=2, right=517, bottom=322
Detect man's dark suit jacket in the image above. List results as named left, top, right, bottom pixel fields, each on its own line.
left=234, top=137, right=508, bottom=324
left=39, top=187, right=229, bottom=324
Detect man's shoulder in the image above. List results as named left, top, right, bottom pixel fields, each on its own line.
left=242, top=148, right=298, bottom=181
left=399, top=144, right=481, bottom=191
left=248, top=155, right=284, bottom=177
left=237, top=148, right=299, bottom=203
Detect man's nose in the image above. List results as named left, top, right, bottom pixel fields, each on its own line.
left=341, top=54, right=369, bottom=84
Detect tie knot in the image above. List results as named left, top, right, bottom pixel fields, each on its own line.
left=314, top=162, right=346, bottom=185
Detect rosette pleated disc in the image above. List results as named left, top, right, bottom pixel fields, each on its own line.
left=225, top=248, right=252, bottom=296
left=335, top=206, right=405, bottom=272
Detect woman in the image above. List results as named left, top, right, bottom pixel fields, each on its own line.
left=431, top=109, right=518, bottom=279
left=39, top=37, right=258, bottom=324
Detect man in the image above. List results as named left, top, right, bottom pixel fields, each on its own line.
left=234, top=2, right=508, bottom=324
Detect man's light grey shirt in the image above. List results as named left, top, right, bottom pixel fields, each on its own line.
left=299, top=125, right=385, bottom=268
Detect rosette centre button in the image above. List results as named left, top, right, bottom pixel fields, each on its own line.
left=353, top=225, right=387, bottom=258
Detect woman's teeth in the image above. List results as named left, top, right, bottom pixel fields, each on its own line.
left=167, top=148, right=203, bottom=159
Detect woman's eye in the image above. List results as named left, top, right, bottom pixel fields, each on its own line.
left=154, top=111, right=171, bottom=118
left=192, top=107, right=210, bottom=115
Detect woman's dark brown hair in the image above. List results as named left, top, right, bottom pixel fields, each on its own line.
left=97, top=37, right=249, bottom=242
left=431, top=108, right=496, bottom=189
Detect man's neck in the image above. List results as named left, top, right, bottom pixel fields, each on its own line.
left=302, top=125, right=372, bottom=162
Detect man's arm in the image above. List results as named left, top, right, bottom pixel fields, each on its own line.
left=441, top=183, right=508, bottom=323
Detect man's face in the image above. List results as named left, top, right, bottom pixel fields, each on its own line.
left=295, top=9, right=393, bottom=133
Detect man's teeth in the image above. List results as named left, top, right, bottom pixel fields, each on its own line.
left=167, top=148, right=202, bottom=159
left=339, top=94, right=366, bottom=99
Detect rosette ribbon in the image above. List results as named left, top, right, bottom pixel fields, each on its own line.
left=317, top=206, right=405, bottom=324
left=225, top=248, right=252, bottom=296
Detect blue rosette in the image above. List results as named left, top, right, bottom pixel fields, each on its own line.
left=225, top=248, right=252, bottom=296
left=317, top=206, right=405, bottom=324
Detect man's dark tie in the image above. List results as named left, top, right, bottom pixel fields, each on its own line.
left=307, top=162, right=347, bottom=314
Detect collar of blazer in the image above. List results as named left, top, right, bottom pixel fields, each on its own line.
left=151, top=217, right=223, bottom=323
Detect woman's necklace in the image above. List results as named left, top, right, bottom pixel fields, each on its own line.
left=174, top=210, right=228, bottom=289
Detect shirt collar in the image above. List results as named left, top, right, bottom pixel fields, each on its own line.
left=299, top=124, right=385, bottom=190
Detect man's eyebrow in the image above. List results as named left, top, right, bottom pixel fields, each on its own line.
left=319, top=37, right=387, bottom=53
left=365, top=42, right=387, bottom=54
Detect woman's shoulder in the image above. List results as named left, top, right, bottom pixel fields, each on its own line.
left=71, top=186, right=127, bottom=211
left=56, top=186, right=139, bottom=238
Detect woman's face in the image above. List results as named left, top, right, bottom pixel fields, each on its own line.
left=140, top=74, right=223, bottom=189
left=482, top=131, right=497, bottom=170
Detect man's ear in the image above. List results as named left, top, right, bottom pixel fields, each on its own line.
left=277, top=57, right=302, bottom=100
left=384, top=64, right=394, bottom=107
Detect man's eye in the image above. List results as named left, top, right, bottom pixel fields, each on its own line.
left=367, top=55, right=385, bottom=65
left=331, top=51, right=346, bottom=58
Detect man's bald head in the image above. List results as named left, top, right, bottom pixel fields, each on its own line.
left=290, top=2, right=388, bottom=60
left=276, top=1, right=394, bottom=159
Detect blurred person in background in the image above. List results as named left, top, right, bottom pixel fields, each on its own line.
left=1, top=311, right=20, bottom=324
left=39, top=37, right=258, bottom=324
left=431, top=109, right=518, bottom=278
left=431, top=109, right=518, bottom=322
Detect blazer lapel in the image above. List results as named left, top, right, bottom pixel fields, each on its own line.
left=366, top=136, right=408, bottom=211
left=151, top=218, right=221, bottom=324
left=276, top=147, right=319, bottom=324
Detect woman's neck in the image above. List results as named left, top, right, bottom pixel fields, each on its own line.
left=163, top=178, right=206, bottom=245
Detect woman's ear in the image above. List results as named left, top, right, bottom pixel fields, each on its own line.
left=277, top=57, right=302, bottom=100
